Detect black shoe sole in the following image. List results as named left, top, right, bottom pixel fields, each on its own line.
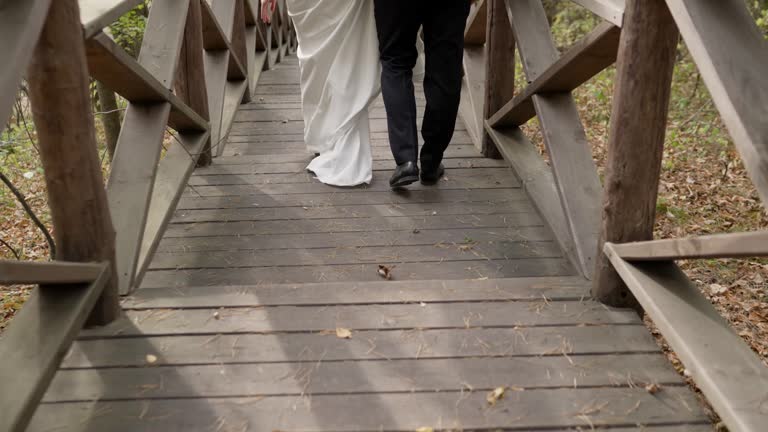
left=390, top=175, right=419, bottom=189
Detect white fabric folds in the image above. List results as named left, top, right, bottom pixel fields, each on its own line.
left=287, top=0, right=381, bottom=186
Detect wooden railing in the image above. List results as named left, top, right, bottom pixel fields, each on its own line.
left=460, top=1, right=768, bottom=431
left=0, top=0, right=293, bottom=430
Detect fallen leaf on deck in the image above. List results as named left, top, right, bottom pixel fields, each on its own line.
left=645, top=383, right=661, bottom=394
left=213, top=311, right=221, bottom=320
left=377, top=265, right=392, bottom=280
left=486, top=386, right=506, bottom=405
left=415, top=428, right=434, bottom=432
left=336, top=327, right=352, bottom=339
left=145, top=354, right=158, bottom=364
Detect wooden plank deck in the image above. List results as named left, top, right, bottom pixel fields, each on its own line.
left=28, top=56, right=710, bottom=431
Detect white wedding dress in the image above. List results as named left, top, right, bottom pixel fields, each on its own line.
left=286, top=0, right=424, bottom=187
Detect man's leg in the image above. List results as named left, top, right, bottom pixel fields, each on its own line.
left=420, top=0, right=470, bottom=174
left=373, top=0, right=422, bottom=167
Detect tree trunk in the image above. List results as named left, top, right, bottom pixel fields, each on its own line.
left=592, top=0, right=679, bottom=309
left=95, top=80, right=121, bottom=161
left=27, top=0, right=120, bottom=326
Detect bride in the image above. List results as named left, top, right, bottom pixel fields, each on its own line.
left=262, top=0, right=423, bottom=187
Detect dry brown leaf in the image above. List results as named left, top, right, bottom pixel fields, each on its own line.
left=377, top=264, right=392, bottom=280
left=645, top=383, right=662, bottom=394
left=486, top=386, right=506, bottom=405
left=336, top=327, right=352, bottom=339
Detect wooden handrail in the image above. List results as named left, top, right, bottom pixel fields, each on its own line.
left=0, top=260, right=106, bottom=285
left=0, top=262, right=110, bottom=432
left=461, top=1, right=768, bottom=430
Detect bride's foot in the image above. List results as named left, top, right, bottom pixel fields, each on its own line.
left=389, top=161, right=419, bottom=189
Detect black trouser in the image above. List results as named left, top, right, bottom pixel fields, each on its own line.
left=373, top=0, right=470, bottom=169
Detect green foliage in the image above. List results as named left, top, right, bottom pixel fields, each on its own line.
left=109, top=2, right=149, bottom=58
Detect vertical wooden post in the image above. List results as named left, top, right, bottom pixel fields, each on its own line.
left=176, top=0, right=212, bottom=167
left=26, top=0, right=120, bottom=325
left=482, top=0, right=515, bottom=159
left=593, top=0, right=679, bottom=308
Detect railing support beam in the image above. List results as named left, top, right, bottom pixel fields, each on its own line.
left=593, top=0, right=679, bottom=309
left=26, top=0, right=120, bottom=325
left=481, top=0, right=513, bottom=159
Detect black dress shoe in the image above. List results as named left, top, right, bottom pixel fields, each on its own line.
left=420, top=163, right=445, bottom=185
left=389, top=161, right=419, bottom=188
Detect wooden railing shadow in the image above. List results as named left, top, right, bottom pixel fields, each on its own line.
left=0, top=0, right=294, bottom=430
left=459, top=1, right=768, bottom=431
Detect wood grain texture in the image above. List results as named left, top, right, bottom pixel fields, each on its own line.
left=0, top=266, right=109, bottom=432
left=79, top=0, right=143, bottom=39
left=175, top=0, right=212, bottom=166
left=480, top=0, right=514, bottom=158
left=30, top=388, right=706, bottom=432
left=0, top=0, right=52, bottom=128
left=0, top=260, right=105, bottom=285
left=605, top=245, right=768, bottom=432
left=506, top=0, right=602, bottom=279
left=593, top=0, right=679, bottom=308
left=489, top=22, right=620, bottom=128
left=26, top=0, right=120, bottom=325
left=609, top=231, right=768, bottom=260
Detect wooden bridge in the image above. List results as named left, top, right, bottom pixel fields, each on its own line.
left=1, top=0, right=767, bottom=431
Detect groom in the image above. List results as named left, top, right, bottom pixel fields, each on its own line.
left=374, top=0, right=472, bottom=188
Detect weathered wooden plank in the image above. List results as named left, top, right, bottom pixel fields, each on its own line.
left=181, top=172, right=519, bottom=197
left=177, top=188, right=527, bottom=210
left=142, top=258, right=573, bottom=287
left=149, top=241, right=563, bottom=270
left=62, top=325, right=655, bottom=368
left=192, top=158, right=506, bottom=176
left=172, top=201, right=534, bottom=223
left=85, top=34, right=208, bottom=132
left=533, top=93, right=601, bottom=279
left=138, top=0, right=190, bottom=88
left=604, top=245, right=768, bottom=432
left=230, top=0, right=249, bottom=94
left=157, top=227, right=553, bottom=254
left=479, top=0, right=514, bottom=158
left=593, top=0, right=679, bottom=308
left=83, top=301, right=638, bottom=337
left=199, top=0, right=228, bottom=50
left=226, top=132, right=474, bottom=148
left=486, top=125, right=581, bottom=278
left=0, top=260, right=105, bottom=285
left=0, top=265, right=108, bottom=432
left=26, top=0, right=120, bottom=325
left=124, top=277, right=588, bottom=308
left=235, top=106, right=432, bottom=122
left=213, top=144, right=478, bottom=164
left=188, top=167, right=515, bottom=186
left=459, top=45, right=487, bottom=149
left=134, top=131, right=210, bottom=288
left=107, top=103, right=172, bottom=295
left=610, top=231, right=768, bottom=261
left=569, top=0, right=625, bottom=27
left=175, top=0, right=212, bottom=165
left=464, top=0, right=488, bottom=45
left=203, top=49, right=229, bottom=152
left=79, top=0, right=143, bottom=39
left=665, top=0, right=768, bottom=206
left=0, top=0, right=52, bottom=128
left=164, top=213, right=543, bottom=238
left=200, top=0, right=247, bottom=79
left=29, top=388, right=706, bottom=432
left=228, top=118, right=467, bottom=135
left=489, top=22, right=620, bottom=127
left=45, top=354, right=681, bottom=403
left=506, top=0, right=602, bottom=280
left=217, top=79, right=250, bottom=156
